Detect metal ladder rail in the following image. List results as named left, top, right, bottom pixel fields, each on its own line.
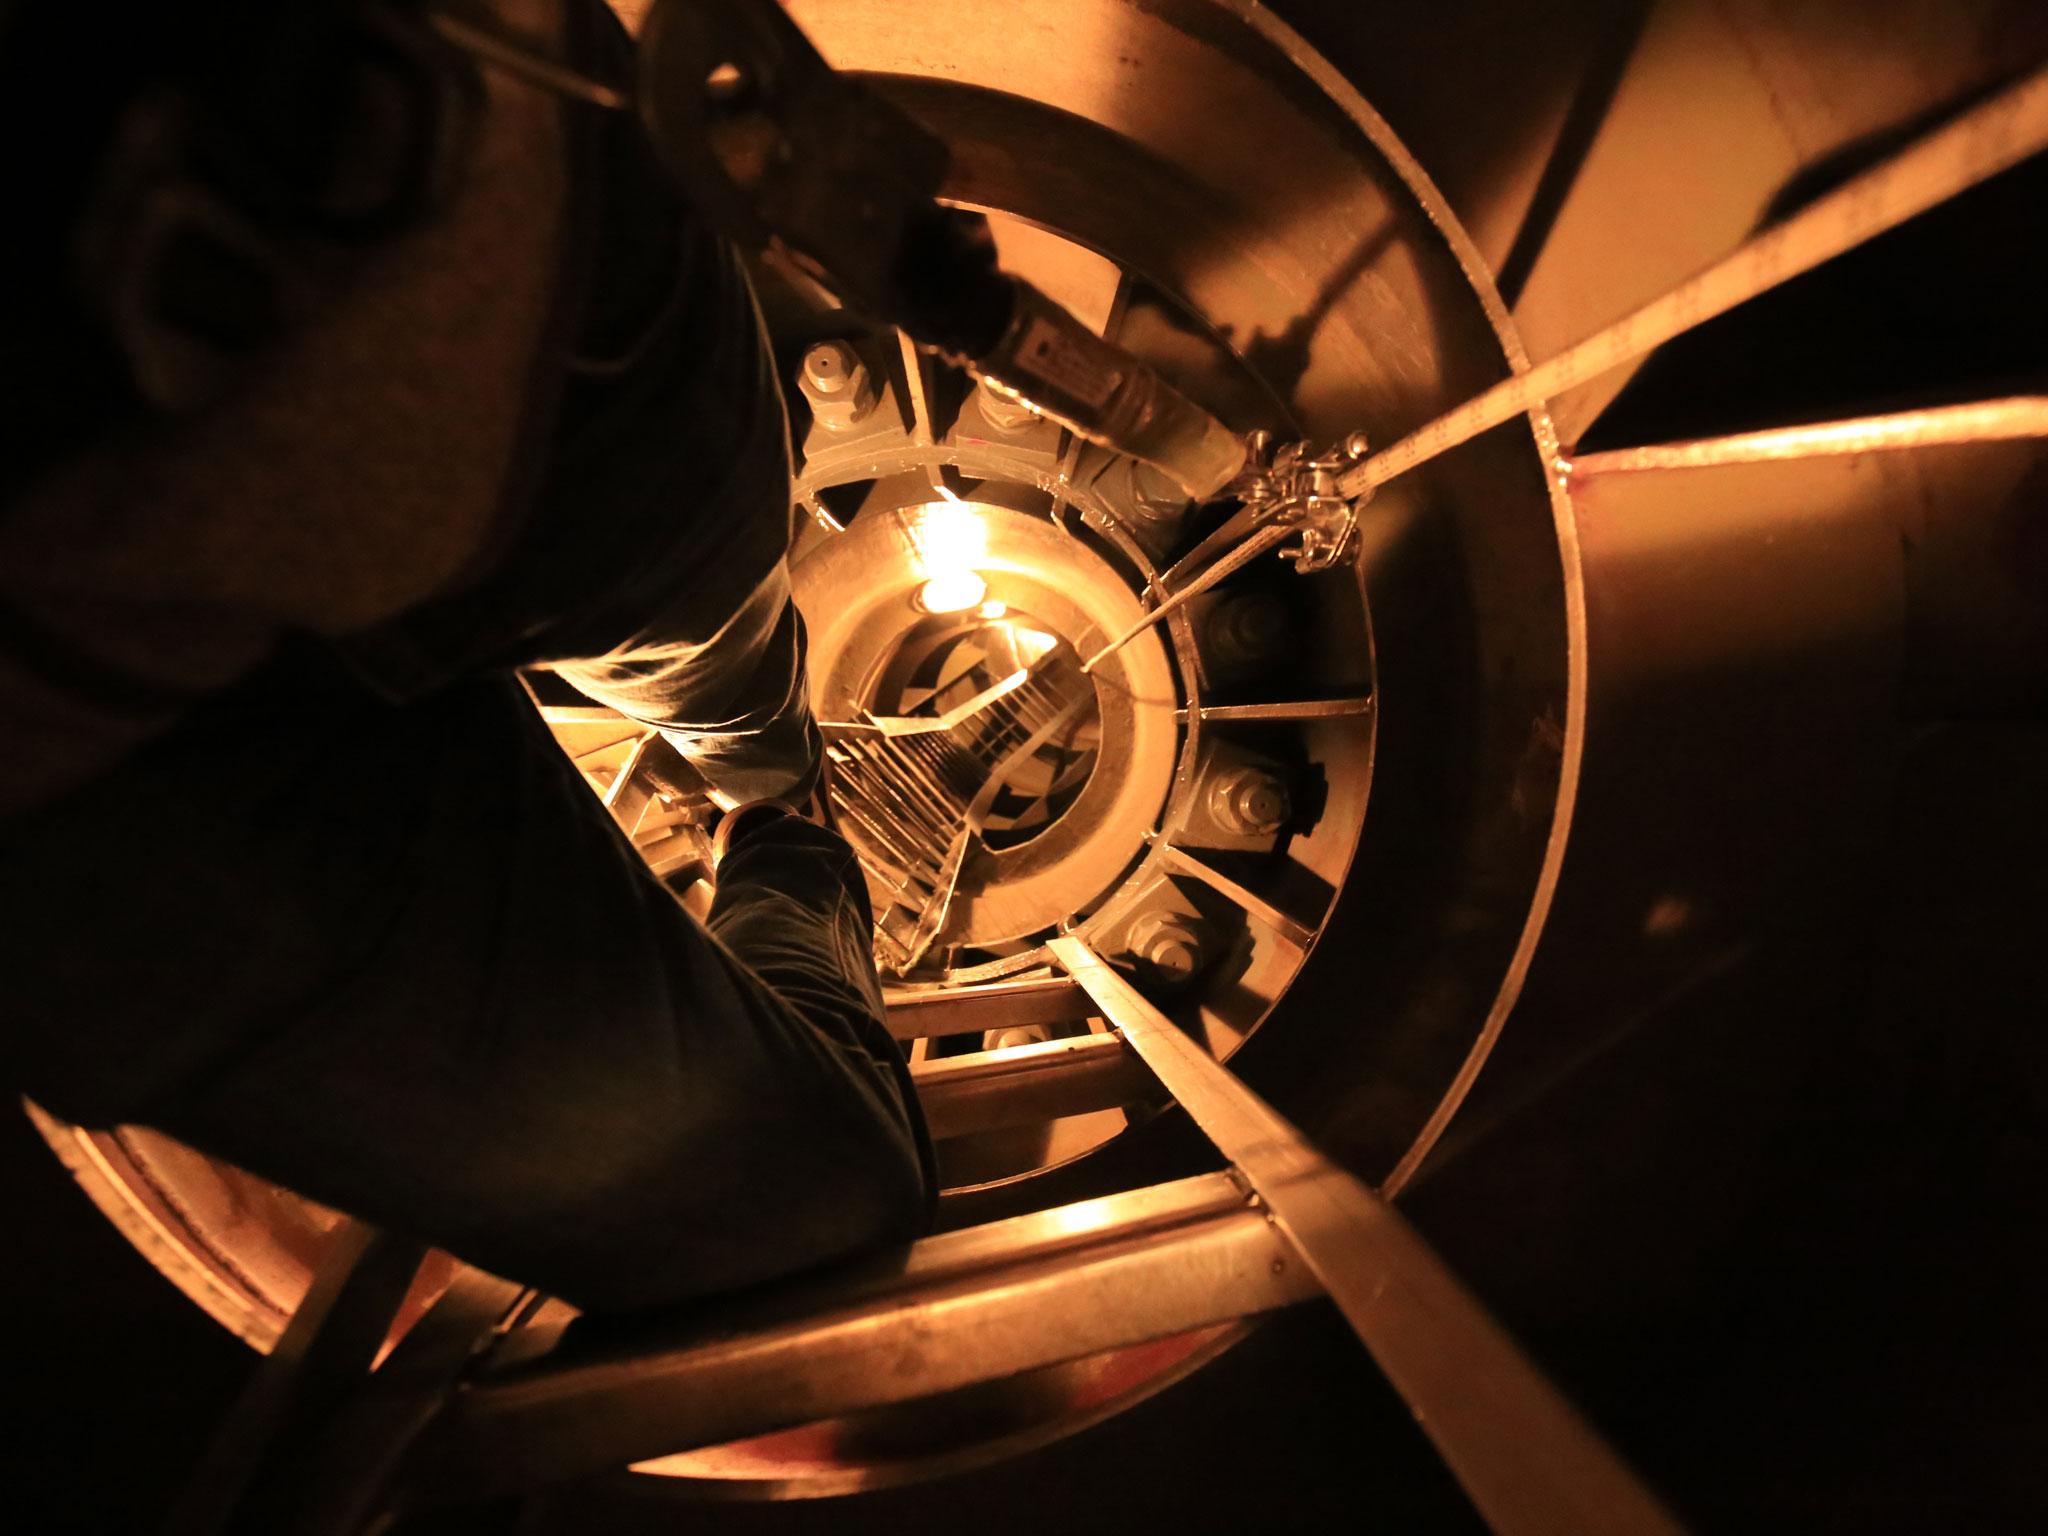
left=178, top=963, right=1685, bottom=1534
left=181, top=1170, right=1316, bottom=1533
left=1044, top=935, right=1685, bottom=1536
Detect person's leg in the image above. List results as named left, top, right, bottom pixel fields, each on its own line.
left=1, top=649, right=928, bottom=1312
left=550, top=560, right=822, bottom=806
left=522, top=153, right=826, bottom=807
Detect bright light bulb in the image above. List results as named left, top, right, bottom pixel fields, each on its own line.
left=918, top=570, right=988, bottom=613
left=910, top=501, right=991, bottom=615
left=913, top=502, right=987, bottom=578
left=978, top=600, right=1008, bottom=620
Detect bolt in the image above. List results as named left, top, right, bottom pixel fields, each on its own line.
left=975, top=376, right=1041, bottom=434
left=1126, top=911, right=1206, bottom=985
left=1120, top=458, right=1190, bottom=529
left=798, top=341, right=876, bottom=430
left=1204, top=592, right=1289, bottom=668
left=1208, top=766, right=1290, bottom=835
left=988, top=1025, right=1052, bottom=1052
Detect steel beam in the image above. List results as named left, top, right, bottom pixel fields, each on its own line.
left=399, top=1173, right=1316, bottom=1501
left=1179, top=696, right=1375, bottom=723
left=1047, top=935, right=1684, bottom=1536
left=910, top=1032, right=1153, bottom=1139
left=1159, top=844, right=1316, bottom=950
left=883, top=975, right=1094, bottom=1039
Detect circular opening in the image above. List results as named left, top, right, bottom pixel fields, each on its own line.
left=868, top=609, right=1103, bottom=852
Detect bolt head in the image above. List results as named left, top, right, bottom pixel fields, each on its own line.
left=1124, top=459, right=1191, bottom=527
left=975, top=376, right=1041, bottom=434
left=803, top=342, right=855, bottom=393
left=799, top=342, right=876, bottom=429
left=1147, top=937, right=1200, bottom=981
left=1127, top=912, right=1206, bottom=984
left=1209, top=767, right=1290, bottom=835
left=1206, top=593, right=1288, bottom=667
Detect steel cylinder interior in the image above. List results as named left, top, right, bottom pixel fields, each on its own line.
left=30, top=0, right=1581, bottom=1499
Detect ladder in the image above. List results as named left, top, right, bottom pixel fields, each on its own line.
left=169, top=937, right=1685, bottom=1536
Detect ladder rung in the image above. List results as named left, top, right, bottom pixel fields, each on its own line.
left=910, top=1032, right=1154, bottom=1140
left=882, top=976, right=1094, bottom=1039
left=400, top=1173, right=1317, bottom=1502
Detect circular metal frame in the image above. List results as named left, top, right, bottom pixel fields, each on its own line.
left=28, top=0, right=1585, bottom=1498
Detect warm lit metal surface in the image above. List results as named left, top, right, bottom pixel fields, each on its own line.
left=1048, top=936, right=1684, bottom=1536
left=1079, top=522, right=1296, bottom=675
left=20, top=0, right=2047, bottom=1526
left=911, top=1033, right=1154, bottom=1141
left=1337, top=61, right=2048, bottom=501
left=1567, top=397, right=2048, bottom=477
left=401, top=1173, right=1318, bottom=1500
left=1179, top=695, right=1375, bottom=724
left=883, top=976, right=1093, bottom=1039
left=794, top=498, right=1182, bottom=961
left=1158, top=843, right=1317, bottom=951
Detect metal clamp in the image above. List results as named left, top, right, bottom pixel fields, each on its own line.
left=1238, top=430, right=1373, bottom=573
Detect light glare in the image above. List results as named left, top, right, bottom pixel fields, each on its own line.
left=918, top=570, right=989, bottom=613
left=913, top=502, right=988, bottom=580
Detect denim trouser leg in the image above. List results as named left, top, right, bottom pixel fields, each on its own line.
left=1, top=658, right=930, bottom=1313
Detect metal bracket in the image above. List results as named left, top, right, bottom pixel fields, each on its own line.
left=1238, top=430, right=1374, bottom=574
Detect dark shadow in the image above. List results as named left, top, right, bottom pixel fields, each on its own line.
left=1582, top=96, right=2048, bottom=452
left=1491, top=0, right=1653, bottom=308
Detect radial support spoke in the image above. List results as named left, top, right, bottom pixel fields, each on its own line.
left=1081, top=523, right=1293, bottom=674
left=1179, top=696, right=1376, bottom=724
left=533, top=704, right=627, bottom=727
left=1567, top=396, right=2048, bottom=478
left=1046, top=937, right=1685, bottom=1536
left=1097, top=269, right=1137, bottom=348
left=1160, top=844, right=1316, bottom=951
left=1339, top=62, right=2048, bottom=502
left=895, top=328, right=940, bottom=447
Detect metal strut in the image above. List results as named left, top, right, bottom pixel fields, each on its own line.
left=1082, top=59, right=2048, bottom=675
left=1045, top=937, right=1686, bottom=1536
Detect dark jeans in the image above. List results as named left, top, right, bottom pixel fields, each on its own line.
left=2, top=648, right=931, bottom=1312
left=1, top=0, right=930, bottom=1314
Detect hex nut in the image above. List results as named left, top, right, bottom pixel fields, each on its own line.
left=975, top=376, right=1042, bottom=434
left=1119, top=458, right=1191, bottom=528
left=1126, top=911, right=1206, bottom=984
left=1207, top=766, right=1290, bottom=835
left=799, top=341, right=877, bottom=430
left=1204, top=592, right=1288, bottom=668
